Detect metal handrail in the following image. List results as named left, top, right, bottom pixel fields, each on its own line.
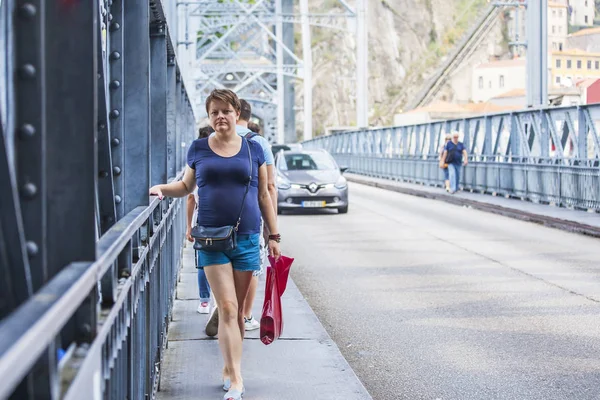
left=0, top=198, right=161, bottom=398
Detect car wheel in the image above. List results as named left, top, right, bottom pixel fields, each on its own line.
left=338, top=205, right=348, bottom=214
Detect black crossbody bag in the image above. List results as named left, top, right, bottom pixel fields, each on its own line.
left=191, top=137, right=253, bottom=252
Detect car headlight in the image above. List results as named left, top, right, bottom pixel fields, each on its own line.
left=278, top=180, right=291, bottom=190
left=334, top=176, right=347, bottom=189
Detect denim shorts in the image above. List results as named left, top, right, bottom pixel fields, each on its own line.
left=198, top=233, right=261, bottom=272
left=443, top=167, right=449, bottom=181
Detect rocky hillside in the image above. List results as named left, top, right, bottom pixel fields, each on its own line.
left=298, top=0, right=504, bottom=136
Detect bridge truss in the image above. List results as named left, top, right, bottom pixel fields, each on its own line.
left=177, top=0, right=367, bottom=143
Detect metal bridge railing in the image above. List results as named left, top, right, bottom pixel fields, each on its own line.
left=0, top=0, right=196, bottom=398
left=0, top=184, right=185, bottom=399
left=303, top=104, right=600, bottom=211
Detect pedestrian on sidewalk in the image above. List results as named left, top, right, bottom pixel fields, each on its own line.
left=439, top=134, right=451, bottom=192
left=247, top=121, right=261, bottom=136
left=186, top=125, right=215, bottom=314
left=204, top=100, right=277, bottom=335
left=441, top=131, right=468, bottom=194
left=150, top=89, right=281, bottom=400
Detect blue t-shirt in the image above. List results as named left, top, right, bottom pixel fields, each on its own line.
left=187, top=137, right=265, bottom=234
left=444, top=141, right=466, bottom=165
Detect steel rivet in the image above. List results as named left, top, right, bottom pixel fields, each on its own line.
left=108, top=13, right=113, bottom=21
left=111, top=138, right=120, bottom=147
left=98, top=123, right=106, bottom=130
left=99, top=171, right=109, bottom=178
left=26, top=241, right=38, bottom=258
left=109, top=22, right=121, bottom=32
left=22, top=182, right=37, bottom=198
left=109, top=109, right=120, bottom=119
left=110, top=80, right=121, bottom=89
left=110, top=51, right=121, bottom=61
left=114, top=195, right=122, bottom=204
left=19, top=64, right=36, bottom=79
left=19, top=3, right=36, bottom=18
left=18, top=124, right=35, bottom=139
left=113, top=166, right=121, bottom=176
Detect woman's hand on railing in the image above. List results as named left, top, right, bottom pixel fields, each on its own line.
left=149, top=185, right=164, bottom=200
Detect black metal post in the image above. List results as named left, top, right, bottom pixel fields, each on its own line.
left=150, top=23, right=168, bottom=187
left=123, top=1, right=151, bottom=215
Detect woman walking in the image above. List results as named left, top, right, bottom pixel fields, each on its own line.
left=150, top=89, right=281, bottom=400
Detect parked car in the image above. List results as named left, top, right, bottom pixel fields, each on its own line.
left=275, top=149, right=349, bottom=214
left=271, top=143, right=303, bottom=156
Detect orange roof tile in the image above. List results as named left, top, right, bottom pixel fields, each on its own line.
left=552, top=48, right=600, bottom=57
left=548, top=1, right=567, bottom=7
left=462, top=102, right=522, bottom=113
left=405, top=101, right=468, bottom=114
left=494, top=88, right=526, bottom=98
left=575, top=78, right=600, bottom=88
left=570, top=27, right=600, bottom=37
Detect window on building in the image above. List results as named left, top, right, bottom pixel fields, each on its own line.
left=499, top=75, right=505, bottom=88
left=552, top=25, right=556, bottom=34
left=556, top=76, right=561, bottom=84
left=559, top=9, right=563, bottom=17
left=596, top=61, right=600, bottom=69
left=577, top=60, right=582, bottom=69
left=552, top=42, right=557, bottom=50
left=478, top=76, right=483, bottom=89
left=559, top=43, right=563, bottom=51
left=488, top=80, right=492, bottom=89
left=552, top=10, right=557, bottom=17
left=567, top=59, right=572, bottom=68
left=585, top=15, right=589, bottom=23
left=588, top=60, right=592, bottom=69
left=556, top=59, right=562, bottom=68
left=585, top=0, right=588, bottom=6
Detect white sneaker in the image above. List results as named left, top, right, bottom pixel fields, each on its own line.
left=197, top=302, right=210, bottom=314
left=244, top=315, right=260, bottom=331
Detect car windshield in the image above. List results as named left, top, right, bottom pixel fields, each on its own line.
left=281, top=153, right=337, bottom=171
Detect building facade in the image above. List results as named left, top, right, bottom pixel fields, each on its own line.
left=551, top=49, right=600, bottom=88
left=569, top=0, right=596, bottom=26
left=549, top=2, right=569, bottom=51
left=471, top=58, right=527, bottom=103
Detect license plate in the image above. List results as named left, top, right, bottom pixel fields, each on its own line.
left=302, top=201, right=325, bottom=208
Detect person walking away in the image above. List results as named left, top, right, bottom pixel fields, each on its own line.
left=186, top=125, right=215, bottom=314
left=438, top=134, right=451, bottom=192
left=441, top=131, right=468, bottom=194
left=150, top=89, right=281, bottom=400
left=247, top=121, right=261, bottom=135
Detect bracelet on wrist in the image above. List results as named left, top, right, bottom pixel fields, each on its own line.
left=268, top=234, right=281, bottom=243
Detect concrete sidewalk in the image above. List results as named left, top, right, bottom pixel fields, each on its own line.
left=157, top=245, right=371, bottom=400
left=346, top=173, right=600, bottom=238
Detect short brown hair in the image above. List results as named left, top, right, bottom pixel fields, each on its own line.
left=239, top=99, right=252, bottom=121
left=205, top=89, right=241, bottom=114
left=198, top=125, right=214, bottom=139
left=248, top=121, right=261, bottom=134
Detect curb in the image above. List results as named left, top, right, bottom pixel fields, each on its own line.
left=346, top=174, right=600, bottom=239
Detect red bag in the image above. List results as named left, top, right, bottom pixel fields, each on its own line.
left=260, top=255, right=294, bottom=345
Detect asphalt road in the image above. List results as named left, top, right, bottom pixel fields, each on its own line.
left=280, top=182, right=600, bottom=400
